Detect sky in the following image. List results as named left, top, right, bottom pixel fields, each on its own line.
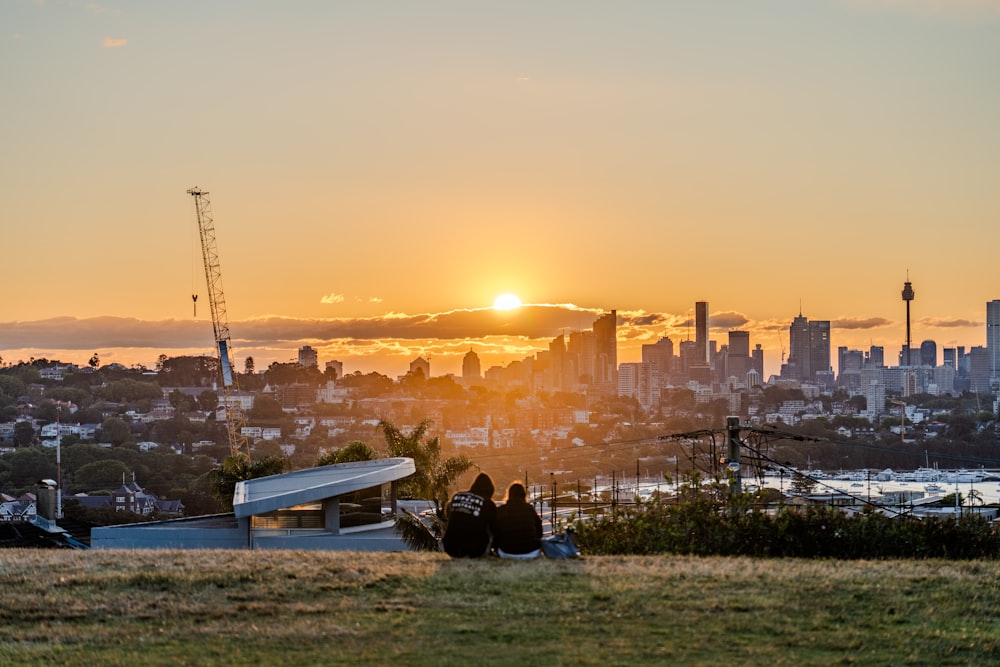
left=2, top=0, right=999, bottom=380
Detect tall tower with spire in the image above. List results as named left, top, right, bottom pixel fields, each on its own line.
left=902, top=274, right=915, bottom=366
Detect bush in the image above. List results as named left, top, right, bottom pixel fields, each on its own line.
left=574, top=486, right=1000, bottom=559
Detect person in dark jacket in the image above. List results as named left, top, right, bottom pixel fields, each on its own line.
left=442, top=472, right=497, bottom=558
left=494, top=481, right=542, bottom=559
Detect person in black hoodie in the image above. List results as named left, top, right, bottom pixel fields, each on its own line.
left=442, top=472, right=497, bottom=558
left=494, top=481, right=542, bottom=559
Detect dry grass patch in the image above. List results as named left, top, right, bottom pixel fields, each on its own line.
left=1, top=550, right=999, bottom=666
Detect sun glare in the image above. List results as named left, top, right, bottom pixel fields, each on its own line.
left=493, top=293, right=522, bottom=311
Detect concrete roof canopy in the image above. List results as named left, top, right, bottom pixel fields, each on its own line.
left=233, top=457, right=416, bottom=519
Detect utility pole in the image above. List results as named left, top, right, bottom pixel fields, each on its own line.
left=726, top=416, right=742, bottom=495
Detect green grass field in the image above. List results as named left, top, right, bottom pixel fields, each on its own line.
left=1, top=550, right=998, bottom=666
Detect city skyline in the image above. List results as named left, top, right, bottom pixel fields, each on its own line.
left=2, top=2, right=998, bottom=378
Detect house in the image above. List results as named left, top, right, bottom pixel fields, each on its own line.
left=71, top=478, right=185, bottom=518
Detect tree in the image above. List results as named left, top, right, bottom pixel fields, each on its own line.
left=316, top=440, right=379, bottom=466
left=0, top=374, right=26, bottom=399
left=377, top=419, right=473, bottom=514
left=244, top=356, right=255, bottom=375
left=198, top=390, right=219, bottom=412
left=14, top=421, right=36, bottom=446
left=72, top=459, right=131, bottom=493
left=207, top=455, right=287, bottom=511
left=89, top=353, right=100, bottom=369
left=99, top=417, right=132, bottom=446
left=168, top=389, right=197, bottom=413
left=249, top=395, right=284, bottom=420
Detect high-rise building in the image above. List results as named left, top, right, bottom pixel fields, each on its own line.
left=987, top=300, right=1000, bottom=382
left=462, top=349, right=481, bottom=381
left=726, top=330, right=751, bottom=380
left=641, top=336, right=674, bottom=387
left=919, top=340, right=937, bottom=368
left=809, top=320, right=831, bottom=380
left=783, top=312, right=830, bottom=383
left=751, top=344, right=764, bottom=379
left=592, top=310, right=618, bottom=393
left=618, top=362, right=657, bottom=409
left=324, top=360, right=343, bottom=380
left=943, top=347, right=957, bottom=370
left=866, top=346, right=884, bottom=369
left=968, top=346, right=991, bottom=393
left=297, top=345, right=318, bottom=368
left=695, top=301, right=709, bottom=364
left=409, top=357, right=430, bottom=379
left=838, top=347, right=864, bottom=389
left=678, top=340, right=699, bottom=374
left=786, top=312, right=811, bottom=381
left=568, top=330, right=596, bottom=384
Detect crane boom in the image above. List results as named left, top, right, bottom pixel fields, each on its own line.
left=188, top=187, right=251, bottom=461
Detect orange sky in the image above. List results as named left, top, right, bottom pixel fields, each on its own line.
left=2, top=1, right=998, bottom=379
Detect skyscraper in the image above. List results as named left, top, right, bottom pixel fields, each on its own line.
left=987, top=300, right=1000, bottom=383
left=726, top=330, right=751, bottom=380
left=786, top=312, right=810, bottom=380
left=919, top=340, right=937, bottom=368
left=809, top=320, right=831, bottom=380
left=593, top=310, right=618, bottom=393
left=462, top=348, right=481, bottom=381
left=784, top=312, right=830, bottom=383
left=695, top=301, right=709, bottom=364
left=297, top=345, right=318, bottom=368
left=642, top=336, right=674, bottom=387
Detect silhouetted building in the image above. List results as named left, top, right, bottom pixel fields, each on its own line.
left=325, top=360, right=343, bottom=380
left=988, top=300, right=1000, bottom=384
left=695, top=302, right=710, bottom=364
left=642, top=336, right=674, bottom=387
left=410, top=357, right=430, bottom=379
left=592, top=310, right=618, bottom=395
left=298, top=345, right=318, bottom=368
left=784, top=312, right=830, bottom=383
left=919, top=340, right=937, bottom=368
left=462, top=349, right=481, bottom=382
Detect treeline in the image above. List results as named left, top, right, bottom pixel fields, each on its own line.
left=0, top=444, right=221, bottom=515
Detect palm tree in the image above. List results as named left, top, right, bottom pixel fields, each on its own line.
left=207, top=454, right=287, bottom=512
left=377, top=419, right=473, bottom=515
left=315, top=440, right=379, bottom=466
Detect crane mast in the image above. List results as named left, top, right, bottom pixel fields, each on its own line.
left=188, top=187, right=251, bottom=461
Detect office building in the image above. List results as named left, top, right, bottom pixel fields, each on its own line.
left=695, top=301, right=709, bottom=364
left=988, top=300, right=1000, bottom=383
left=298, top=345, right=318, bottom=368
left=462, top=349, right=481, bottom=381
left=593, top=310, right=618, bottom=393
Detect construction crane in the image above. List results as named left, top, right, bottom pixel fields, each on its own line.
left=188, top=187, right=252, bottom=462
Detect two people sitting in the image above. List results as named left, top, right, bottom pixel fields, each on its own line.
left=442, top=472, right=577, bottom=559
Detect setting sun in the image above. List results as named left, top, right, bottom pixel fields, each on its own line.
left=493, top=294, right=522, bottom=311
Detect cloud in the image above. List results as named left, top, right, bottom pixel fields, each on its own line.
left=919, top=317, right=981, bottom=328
left=831, top=317, right=894, bottom=330
left=0, top=305, right=610, bottom=352
left=103, top=37, right=127, bottom=48
left=320, top=293, right=345, bottom=304
left=707, top=311, right=750, bottom=330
